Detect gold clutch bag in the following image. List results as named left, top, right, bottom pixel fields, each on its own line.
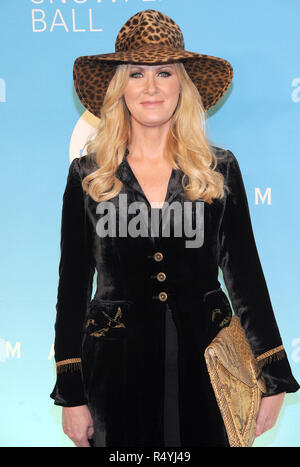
left=204, top=315, right=267, bottom=447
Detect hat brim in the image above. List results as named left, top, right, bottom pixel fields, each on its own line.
left=73, top=48, right=233, bottom=118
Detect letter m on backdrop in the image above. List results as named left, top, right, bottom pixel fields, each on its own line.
left=255, top=187, right=271, bottom=205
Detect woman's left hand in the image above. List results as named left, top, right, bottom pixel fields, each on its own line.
left=255, top=392, right=286, bottom=437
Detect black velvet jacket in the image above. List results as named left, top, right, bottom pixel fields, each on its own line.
left=50, top=146, right=299, bottom=446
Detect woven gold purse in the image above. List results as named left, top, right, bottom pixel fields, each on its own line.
left=204, top=315, right=267, bottom=447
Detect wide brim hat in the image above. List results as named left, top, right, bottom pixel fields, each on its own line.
left=73, top=9, right=233, bottom=118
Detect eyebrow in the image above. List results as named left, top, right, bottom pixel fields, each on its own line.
left=129, top=65, right=174, bottom=70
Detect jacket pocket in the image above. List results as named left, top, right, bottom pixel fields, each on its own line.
left=81, top=298, right=133, bottom=408
left=83, top=298, right=134, bottom=339
left=203, top=287, right=233, bottom=340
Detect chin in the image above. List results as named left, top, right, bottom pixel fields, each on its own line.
left=135, top=115, right=173, bottom=127
left=144, top=121, right=170, bottom=128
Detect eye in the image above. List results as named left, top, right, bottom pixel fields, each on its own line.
left=130, top=72, right=143, bottom=78
left=158, top=71, right=171, bottom=77
left=129, top=70, right=172, bottom=79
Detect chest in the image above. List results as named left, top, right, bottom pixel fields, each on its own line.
left=126, top=158, right=173, bottom=209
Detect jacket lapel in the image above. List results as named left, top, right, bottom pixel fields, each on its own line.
left=115, top=148, right=186, bottom=207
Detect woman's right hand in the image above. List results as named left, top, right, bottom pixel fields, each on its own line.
left=62, top=405, right=94, bottom=447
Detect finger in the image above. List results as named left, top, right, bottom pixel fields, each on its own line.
left=255, top=419, right=265, bottom=437
left=74, top=437, right=91, bottom=447
left=255, top=424, right=265, bottom=437
left=87, top=425, right=94, bottom=439
left=71, top=432, right=91, bottom=447
left=79, top=439, right=92, bottom=447
left=255, top=413, right=267, bottom=437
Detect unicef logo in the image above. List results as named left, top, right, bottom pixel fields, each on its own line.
left=291, top=78, right=300, bottom=103
left=69, top=110, right=99, bottom=160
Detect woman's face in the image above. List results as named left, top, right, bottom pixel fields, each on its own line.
left=123, top=63, right=181, bottom=128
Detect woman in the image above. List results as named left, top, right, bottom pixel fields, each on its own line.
left=50, top=10, right=299, bottom=447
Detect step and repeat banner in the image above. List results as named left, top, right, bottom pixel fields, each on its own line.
left=0, top=0, right=299, bottom=447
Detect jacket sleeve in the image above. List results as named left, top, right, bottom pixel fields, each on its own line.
left=50, top=157, right=95, bottom=407
left=218, top=150, right=300, bottom=397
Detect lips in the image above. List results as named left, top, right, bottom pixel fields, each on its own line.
left=140, top=101, right=164, bottom=105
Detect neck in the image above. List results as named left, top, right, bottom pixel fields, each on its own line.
left=128, top=118, right=171, bottom=161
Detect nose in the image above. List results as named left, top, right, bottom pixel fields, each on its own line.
left=144, top=72, right=158, bottom=94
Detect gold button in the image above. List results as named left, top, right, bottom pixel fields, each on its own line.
left=158, top=291, right=168, bottom=302
left=154, top=252, right=163, bottom=262
left=157, top=272, right=166, bottom=282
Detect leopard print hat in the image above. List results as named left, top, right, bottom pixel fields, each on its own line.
left=73, top=9, right=233, bottom=118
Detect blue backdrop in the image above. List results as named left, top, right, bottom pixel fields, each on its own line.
left=0, top=0, right=299, bottom=447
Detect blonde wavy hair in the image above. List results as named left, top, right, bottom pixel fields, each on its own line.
left=81, top=62, right=228, bottom=204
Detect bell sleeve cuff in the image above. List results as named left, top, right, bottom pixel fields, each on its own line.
left=50, top=158, right=95, bottom=407
left=255, top=345, right=300, bottom=397
left=50, top=362, right=87, bottom=407
left=218, top=150, right=300, bottom=397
